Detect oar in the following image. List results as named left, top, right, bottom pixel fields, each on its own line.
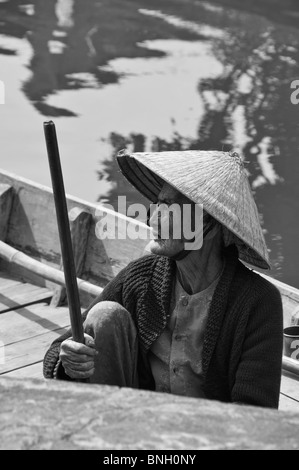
left=43, top=121, right=85, bottom=344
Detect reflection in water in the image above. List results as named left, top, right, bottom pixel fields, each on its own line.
left=56, top=0, right=74, bottom=28
left=98, top=132, right=149, bottom=213
left=0, top=0, right=299, bottom=287
left=255, top=137, right=282, bottom=187
left=19, top=4, right=35, bottom=16
left=97, top=6, right=299, bottom=287
left=139, top=8, right=226, bottom=39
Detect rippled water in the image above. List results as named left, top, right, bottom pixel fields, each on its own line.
left=0, top=0, right=299, bottom=287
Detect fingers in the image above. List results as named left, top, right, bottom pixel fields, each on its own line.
left=84, top=333, right=96, bottom=349
left=60, top=349, right=95, bottom=364
left=61, top=335, right=97, bottom=357
left=59, top=333, right=98, bottom=380
left=62, top=365, right=95, bottom=380
left=60, top=353, right=95, bottom=379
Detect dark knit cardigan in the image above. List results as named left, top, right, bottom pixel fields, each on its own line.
left=43, top=246, right=283, bottom=409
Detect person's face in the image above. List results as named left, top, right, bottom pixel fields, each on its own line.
left=148, top=182, right=196, bottom=257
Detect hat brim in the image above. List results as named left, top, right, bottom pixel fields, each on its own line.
left=116, top=150, right=271, bottom=270
left=117, top=152, right=164, bottom=202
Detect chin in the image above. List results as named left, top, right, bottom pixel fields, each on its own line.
left=148, top=239, right=166, bottom=255
left=148, top=239, right=182, bottom=258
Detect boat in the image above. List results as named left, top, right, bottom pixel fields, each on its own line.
left=0, top=167, right=299, bottom=450
left=0, top=167, right=151, bottom=378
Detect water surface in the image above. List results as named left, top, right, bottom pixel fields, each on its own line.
left=0, top=0, right=299, bottom=287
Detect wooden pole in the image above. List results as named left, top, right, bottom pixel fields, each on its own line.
left=282, top=355, right=299, bottom=377
left=0, top=240, right=103, bottom=298
left=43, top=121, right=84, bottom=344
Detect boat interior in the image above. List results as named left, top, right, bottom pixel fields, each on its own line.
left=0, top=169, right=298, bottom=413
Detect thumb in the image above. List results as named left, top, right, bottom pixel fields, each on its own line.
left=83, top=333, right=96, bottom=348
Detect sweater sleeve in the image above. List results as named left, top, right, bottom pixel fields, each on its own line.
left=231, top=279, right=283, bottom=409
left=43, top=265, right=127, bottom=380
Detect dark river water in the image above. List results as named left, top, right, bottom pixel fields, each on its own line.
left=0, top=0, right=299, bottom=288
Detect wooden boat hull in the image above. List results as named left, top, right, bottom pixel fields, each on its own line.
left=0, top=169, right=150, bottom=307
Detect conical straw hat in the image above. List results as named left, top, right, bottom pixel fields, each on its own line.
left=117, top=150, right=270, bottom=269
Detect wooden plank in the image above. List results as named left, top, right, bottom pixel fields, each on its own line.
left=279, top=369, right=299, bottom=412
left=0, top=170, right=150, bottom=286
left=0, top=281, right=51, bottom=300
left=0, top=326, right=69, bottom=375
left=0, top=303, right=71, bottom=346
left=0, top=257, right=56, bottom=291
left=4, top=362, right=43, bottom=379
left=279, top=393, right=299, bottom=412
left=84, top=216, right=149, bottom=285
left=2, top=176, right=61, bottom=264
left=0, top=283, right=53, bottom=313
left=280, top=371, right=299, bottom=402
left=51, top=207, right=92, bottom=307
left=0, top=184, right=13, bottom=241
left=0, top=272, right=53, bottom=313
left=1, top=378, right=299, bottom=450
left=0, top=242, right=103, bottom=302
left=0, top=274, right=23, bottom=291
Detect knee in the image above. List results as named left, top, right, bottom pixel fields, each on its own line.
left=84, top=301, right=132, bottom=332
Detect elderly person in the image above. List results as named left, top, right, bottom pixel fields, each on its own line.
left=43, top=150, right=283, bottom=409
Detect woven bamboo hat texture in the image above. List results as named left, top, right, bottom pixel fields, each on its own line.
left=116, top=149, right=270, bottom=269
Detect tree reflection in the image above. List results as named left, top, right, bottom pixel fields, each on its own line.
left=97, top=132, right=148, bottom=212
left=0, top=0, right=203, bottom=115
left=98, top=20, right=299, bottom=286
left=0, top=0, right=299, bottom=285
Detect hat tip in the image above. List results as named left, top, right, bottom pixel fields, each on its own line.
left=117, top=148, right=130, bottom=158
left=229, top=151, right=245, bottom=169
